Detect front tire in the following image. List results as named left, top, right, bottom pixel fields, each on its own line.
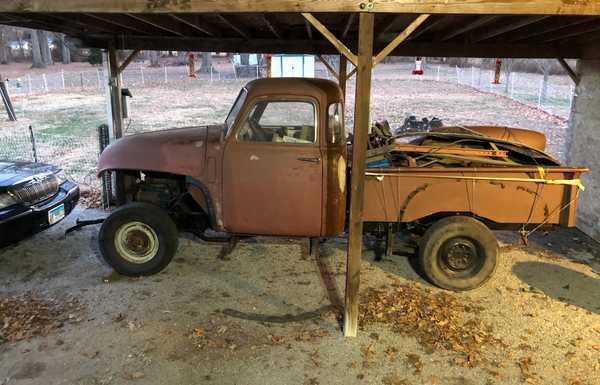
left=419, top=216, right=498, bottom=291
left=99, top=203, right=179, bottom=276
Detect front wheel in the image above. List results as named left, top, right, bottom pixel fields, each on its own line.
left=418, top=216, right=498, bottom=291
left=99, top=203, right=179, bottom=276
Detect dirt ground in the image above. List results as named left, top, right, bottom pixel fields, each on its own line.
left=1, top=207, right=599, bottom=385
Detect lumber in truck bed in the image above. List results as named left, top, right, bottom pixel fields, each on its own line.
left=362, top=166, right=587, bottom=227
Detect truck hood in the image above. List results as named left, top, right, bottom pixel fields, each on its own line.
left=0, top=160, right=58, bottom=188
left=97, top=125, right=224, bottom=178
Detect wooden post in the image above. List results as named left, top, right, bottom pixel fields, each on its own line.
left=108, top=46, right=124, bottom=139
left=339, top=55, right=348, bottom=100
left=344, top=12, right=374, bottom=338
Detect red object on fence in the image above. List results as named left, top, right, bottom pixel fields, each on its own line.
left=493, top=58, right=502, bottom=84
left=412, top=57, right=424, bottom=75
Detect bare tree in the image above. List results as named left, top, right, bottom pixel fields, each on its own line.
left=30, top=29, right=45, bottom=68
left=149, top=50, right=160, bottom=67
left=199, top=52, right=212, bottom=73
left=503, top=58, right=514, bottom=94
left=58, top=33, right=71, bottom=64
left=535, top=59, right=550, bottom=104
left=0, top=27, right=11, bottom=64
left=38, top=31, right=53, bottom=66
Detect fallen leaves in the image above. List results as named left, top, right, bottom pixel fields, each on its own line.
left=518, top=356, right=536, bottom=384
left=359, top=284, right=501, bottom=365
left=0, top=292, right=83, bottom=344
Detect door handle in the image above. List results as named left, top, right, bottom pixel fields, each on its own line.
left=297, top=157, right=321, bottom=164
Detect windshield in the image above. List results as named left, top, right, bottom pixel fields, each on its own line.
left=225, top=88, right=248, bottom=135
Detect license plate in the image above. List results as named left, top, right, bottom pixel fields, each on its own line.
left=48, top=204, right=65, bottom=225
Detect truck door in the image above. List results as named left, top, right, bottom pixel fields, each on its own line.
left=223, top=98, right=323, bottom=236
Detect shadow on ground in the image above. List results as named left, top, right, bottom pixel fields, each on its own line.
left=513, top=261, right=600, bottom=314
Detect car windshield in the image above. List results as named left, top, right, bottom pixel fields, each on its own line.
left=224, top=88, right=248, bottom=135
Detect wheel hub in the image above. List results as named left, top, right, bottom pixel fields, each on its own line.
left=115, top=222, right=159, bottom=264
left=442, top=238, right=478, bottom=271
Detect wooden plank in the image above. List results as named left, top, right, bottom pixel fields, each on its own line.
left=83, top=13, right=156, bottom=35
left=80, top=34, right=585, bottom=59
left=557, top=57, right=580, bottom=85
left=373, top=14, right=429, bottom=66
left=108, top=46, right=123, bottom=139
left=318, top=55, right=339, bottom=81
left=2, top=1, right=600, bottom=16
left=342, top=13, right=356, bottom=39
left=366, top=143, right=509, bottom=159
left=262, top=14, right=283, bottom=40
left=473, top=16, right=549, bottom=42
left=509, top=16, right=597, bottom=42
left=344, top=12, right=374, bottom=338
left=302, top=13, right=357, bottom=66
left=127, top=13, right=185, bottom=36
left=339, top=55, right=348, bottom=99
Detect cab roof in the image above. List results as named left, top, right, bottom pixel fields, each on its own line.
left=244, top=78, right=343, bottom=106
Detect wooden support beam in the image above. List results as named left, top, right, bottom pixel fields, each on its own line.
left=344, top=12, right=374, bottom=338
left=118, top=49, right=141, bottom=74
left=303, top=13, right=357, bottom=66
left=3, top=1, right=599, bottom=15
left=347, top=67, right=357, bottom=79
left=406, top=15, right=448, bottom=41
left=339, top=55, right=348, bottom=99
left=472, top=16, right=549, bottom=42
left=557, top=57, right=580, bottom=85
left=318, top=55, right=339, bottom=81
left=440, top=15, right=498, bottom=41
left=373, top=14, right=429, bottom=66
left=168, top=14, right=221, bottom=37
left=215, top=13, right=250, bottom=39
left=108, top=46, right=123, bottom=139
left=127, top=13, right=185, bottom=36
left=304, top=19, right=313, bottom=40
left=262, top=14, right=283, bottom=40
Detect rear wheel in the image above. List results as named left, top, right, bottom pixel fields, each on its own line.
left=99, top=203, right=179, bottom=276
left=419, top=216, right=498, bottom=291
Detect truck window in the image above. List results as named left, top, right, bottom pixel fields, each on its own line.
left=328, top=103, right=344, bottom=144
left=237, top=100, right=316, bottom=144
left=225, top=88, right=248, bottom=135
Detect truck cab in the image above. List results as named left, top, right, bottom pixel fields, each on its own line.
left=97, top=78, right=348, bottom=276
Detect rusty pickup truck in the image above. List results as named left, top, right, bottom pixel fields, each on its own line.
left=97, top=78, right=586, bottom=291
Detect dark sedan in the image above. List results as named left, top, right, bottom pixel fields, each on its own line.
left=0, top=160, right=79, bottom=247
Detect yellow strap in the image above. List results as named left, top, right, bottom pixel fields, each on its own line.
left=365, top=172, right=585, bottom=191
left=537, top=166, right=546, bottom=179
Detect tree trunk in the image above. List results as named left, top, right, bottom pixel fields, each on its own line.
left=30, top=30, right=45, bottom=69
left=199, top=52, right=212, bottom=73
left=541, top=70, right=549, bottom=103
left=0, top=27, right=10, bottom=64
left=38, top=31, right=53, bottom=66
left=503, top=59, right=513, bottom=94
left=149, top=51, right=160, bottom=67
left=59, top=34, right=71, bottom=64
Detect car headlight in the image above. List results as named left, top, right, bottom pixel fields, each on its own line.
left=54, top=170, right=68, bottom=184
left=0, top=192, right=18, bottom=209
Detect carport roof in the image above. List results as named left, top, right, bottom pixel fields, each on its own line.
left=1, top=1, right=600, bottom=58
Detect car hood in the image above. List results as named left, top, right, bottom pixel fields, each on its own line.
left=0, top=160, right=58, bottom=188
left=97, top=125, right=224, bottom=179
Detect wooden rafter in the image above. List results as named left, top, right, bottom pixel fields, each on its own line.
left=440, top=15, right=498, bottom=41
left=472, top=16, right=549, bottom=42
left=302, top=13, right=357, bottom=66
left=542, top=21, right=600, bottom=42
left=2, top=1, right=600, bottom=15
left=509, top=16, right=597, bottom=42
left=406, top=15, right=448, bottom=41
left=376, top=14, right=401, bottom=41
left=262, top=14, right=283, bottom=40
left=373, top=14, right=429, bottom=66
left=83, top=13, right=153, bottom=35
left=168, top=14, right=221, bottom=37
left=304, top=19, right=313, bottom=40
left=341, top=14, right=356, bottom=39
left=127, top=13, right=185, bottom=36
left=557, top=57, right=580, bottom=85
left=317, top=55, right=339, bottom=81
left=216, top=14, right=250, bottom=39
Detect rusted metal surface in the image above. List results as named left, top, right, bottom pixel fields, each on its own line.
left=434, top=126, right=547, bottom=152
left=362, top=167, right=588, bottom=227
left=368, top=143, right=509, bottom=158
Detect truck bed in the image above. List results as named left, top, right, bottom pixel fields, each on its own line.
left=362, top=166, right=587, bottom=227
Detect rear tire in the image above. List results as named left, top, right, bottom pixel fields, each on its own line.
left=99, top=203, right=179, bottom=276
left=419, top=216, right=498, bottom=291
